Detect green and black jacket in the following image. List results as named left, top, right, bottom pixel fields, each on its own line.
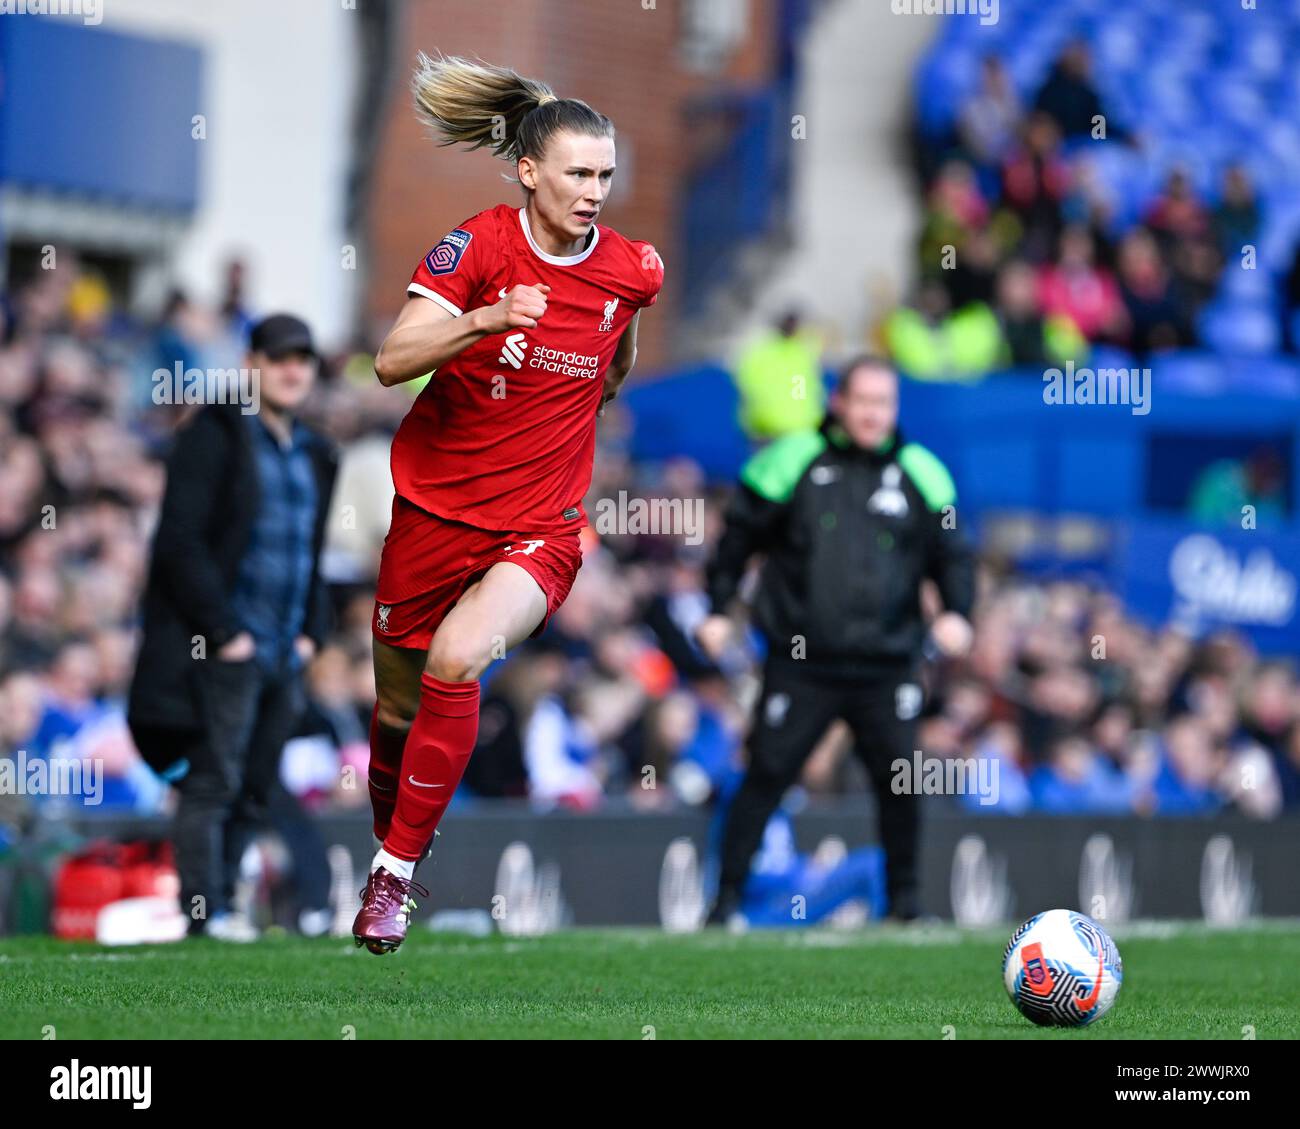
left=706, top=415, right=974, bottom=674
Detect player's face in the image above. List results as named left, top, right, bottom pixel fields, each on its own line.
left=252, top=349, right=315, bottom=414
left=833, top=365, right=898, bottom=450
left=523, top=131, right=616, bottom=243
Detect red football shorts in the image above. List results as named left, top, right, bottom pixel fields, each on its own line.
left=371, top=494, right=583, bottom=651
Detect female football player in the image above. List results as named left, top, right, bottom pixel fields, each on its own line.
left=353, top=53, right=664, bottom=952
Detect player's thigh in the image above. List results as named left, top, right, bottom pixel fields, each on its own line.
left=426, top=561, right=548, bottom=682
left=744, top=663, right=843, bottom=789
left=372, top=637, right=427, bottom=727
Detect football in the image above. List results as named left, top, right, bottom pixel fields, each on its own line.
left=1002, top=910, right=1124, bottom=1027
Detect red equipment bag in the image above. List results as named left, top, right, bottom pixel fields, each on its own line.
left=52, top=840, right=178, bottom=939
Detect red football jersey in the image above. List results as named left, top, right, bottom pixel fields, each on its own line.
left=390, top=203, right=664, bottom=533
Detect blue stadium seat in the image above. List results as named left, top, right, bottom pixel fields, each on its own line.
left=1204, top=79, right=1268, bottom=132
left=1150, top=350, right=1227, bottom=396
left=1233, top=355, right=1300, bottom=397
left=1219, top=266, right=1277, bottom=303
left=1199, top=301, right=1281, bottom=355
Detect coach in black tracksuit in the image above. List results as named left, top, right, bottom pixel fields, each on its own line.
left=697, top=356, right=974, bottom=924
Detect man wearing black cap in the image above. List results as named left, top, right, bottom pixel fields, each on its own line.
left=129, top=314, right=338, bottom=941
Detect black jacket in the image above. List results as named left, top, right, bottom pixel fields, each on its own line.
left=127, top=404, right=338, bottom=744
left=706, top=416, right=973, bottom=675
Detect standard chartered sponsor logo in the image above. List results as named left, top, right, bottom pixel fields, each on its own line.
left=529, top=344, right=600, bottom=380
left=497, top=335, right=601, bottom=379
left=499, top=333, right=527, bottom=369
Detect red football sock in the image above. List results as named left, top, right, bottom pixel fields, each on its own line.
left=367, top=703, right=410, bottom=843
left=384, top=673, right=480, bottom=861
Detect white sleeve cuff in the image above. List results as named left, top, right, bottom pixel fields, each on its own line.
left=407, top=284, right=462, bottom=317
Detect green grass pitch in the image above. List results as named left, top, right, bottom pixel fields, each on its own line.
left=1, top=922, right=1297, bottom=1040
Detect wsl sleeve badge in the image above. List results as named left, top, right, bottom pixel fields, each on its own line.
left=424, top=228, right=472, bottom=275
left=1002, top=909, right=1124, bottom=1027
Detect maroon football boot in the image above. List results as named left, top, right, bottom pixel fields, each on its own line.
left=352, top=867, right=430, bottom=955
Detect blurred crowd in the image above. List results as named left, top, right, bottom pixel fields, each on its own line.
left=1, top=257, right=1297, bottom=840
left=890, top=42, right=1257, bottom=378
left=925, top=581, right=1298, bottom=818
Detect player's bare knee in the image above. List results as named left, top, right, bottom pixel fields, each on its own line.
left=425, top=633, right=486, bottom=683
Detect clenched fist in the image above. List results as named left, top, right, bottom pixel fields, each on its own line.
left=481, top=283, right=550, bottom=334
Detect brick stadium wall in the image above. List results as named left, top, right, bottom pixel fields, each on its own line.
left=363, top=0, right=779, bottom=370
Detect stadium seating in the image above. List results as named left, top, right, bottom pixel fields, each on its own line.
left=916, top=0, right=1300, bottom=362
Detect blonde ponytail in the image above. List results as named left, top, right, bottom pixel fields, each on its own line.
left=411, top=51, right=612, bottom=165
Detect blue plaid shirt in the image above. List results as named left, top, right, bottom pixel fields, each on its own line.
left=229, top=414, right=318, bottom=673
